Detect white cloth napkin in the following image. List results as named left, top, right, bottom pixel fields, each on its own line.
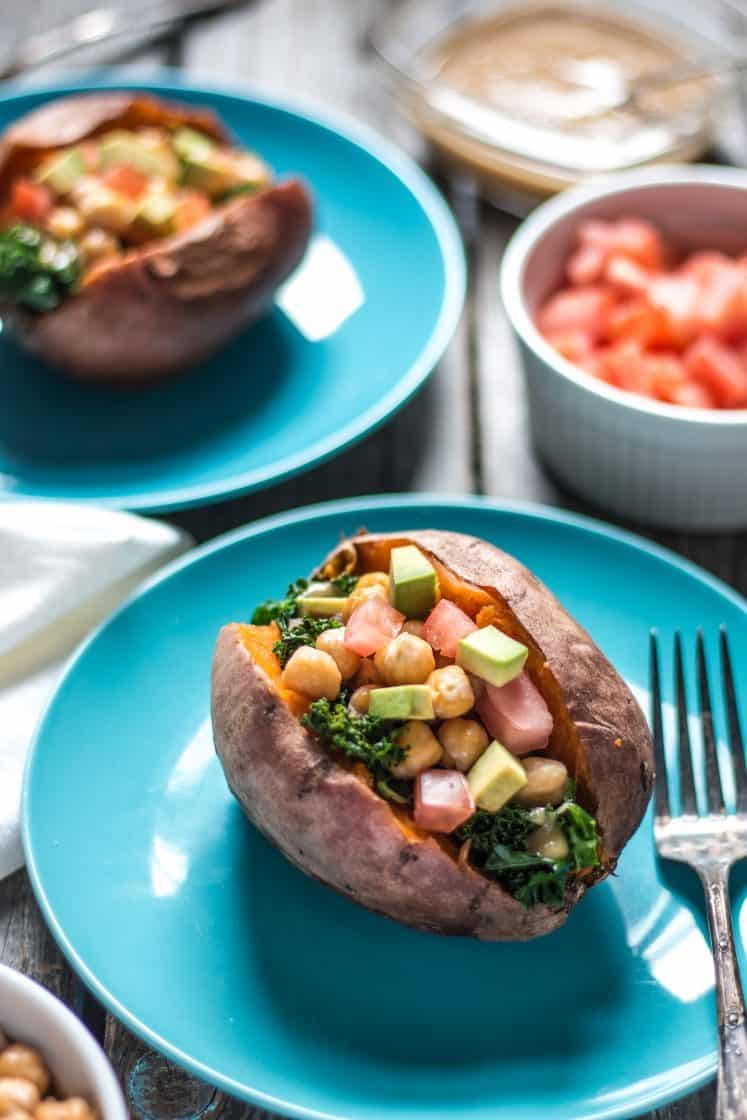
left=0, top=501, right=192, bottom=879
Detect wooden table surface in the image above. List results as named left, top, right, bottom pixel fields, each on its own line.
left=2, top=2, right=746, bottom=1117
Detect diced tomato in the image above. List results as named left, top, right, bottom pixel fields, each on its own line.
left=597, top=339, right=656, bottom=397
left=343, top=598, right=404, bottom=657
left=643, top=353, right=687, bottom=403
left=544, top=330, right=594, bottom=365
left=536, top=286, right=616, bottom=342
left=414, top=770, right=475, bottom=833
left=422, top=599, right=477, bottom=659
left=566, top=243, right=606, bottom=286
left=695, top=259, right=746, bottom=340
left=475, top=672, right=553, bottom=756
left=174, top=189, right=212, bottom=232
left=101, top=164, right=149, bottom=199
left=683, top=337, right=747, bottom=408
left=608, top=218, right=663, bottom=269
left=10, top=179, right=52, bottom=223
left=604, top=254, right=652, bottom=294
left=668, top=380, right=717, bottom=409
left=606, top=298, right=666, bottom=347
left=647, top=273, right=700, bottom=348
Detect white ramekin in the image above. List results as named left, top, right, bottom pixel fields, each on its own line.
left=0, top=964, right=127, bottom=1118
left=500, top=165, right=747, bottom=530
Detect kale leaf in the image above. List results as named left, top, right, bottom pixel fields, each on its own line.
left=272, top=615, right=342, bottom=666
left=455, top=806, right=535, bottom=859
left=302, top=697, right=406, bottom=793
left=251, top=578, right=309, bottom=626
left=561, top=801, right=600, bottom=871
left=0, top=224, right=80, bottom=311
left=331, top=573, right=358, bottom=596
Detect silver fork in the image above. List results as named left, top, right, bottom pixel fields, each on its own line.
left=651, top=628, right=747, bottom=1120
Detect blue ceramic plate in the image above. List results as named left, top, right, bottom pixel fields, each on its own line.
left=24, top=496, right=747, bottom=1120
left=0, top=77, right=464, bottom=512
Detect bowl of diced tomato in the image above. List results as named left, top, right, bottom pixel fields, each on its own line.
left=500, top=166, right=747, bottom=530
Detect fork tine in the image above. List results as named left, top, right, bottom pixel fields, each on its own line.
left=720, top=626, right=747, bottom=814
left=650, top=631, right=671, bottom=818
left=696, top=630, right=725, bottom=814
left=674, top=632, right=698, bottom=816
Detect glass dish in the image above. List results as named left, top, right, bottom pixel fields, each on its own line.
left=371, top=0, right=735, bottom=209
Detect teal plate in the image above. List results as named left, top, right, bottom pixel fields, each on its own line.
left=0, top=77, right=464, bottom=512
left=24, top=496, right=747, bottom=1119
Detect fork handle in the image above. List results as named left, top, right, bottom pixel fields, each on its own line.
left=698, top=865, right=747, bottom=1120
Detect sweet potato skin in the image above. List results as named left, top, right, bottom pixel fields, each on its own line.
left=212, top=623, right=569, bottom=941
left=0, top=93, right=313, bottom=384
left=211, top=529, right=652, bottom=940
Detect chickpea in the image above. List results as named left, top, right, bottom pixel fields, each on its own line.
left=342, top=584, right=387, bottom=623
left=46, top=207, right=84, bottom=241
left=0, top=1047, right=49, bottom=1096
left=428, top=666, right=474, bottom=719
left=527, top=822, right=569, bottom=862
left=36, top=1100, right=97, bottom=1120
left=438, top=718, right=489, bottom=771
left=512, top=757, right=568, bottom=809
left=315, top=628, right=360, bottom=680
left=401, top=620, right=425, bottom=639
left=349, top=685, right=376, bottom=714
left=78, top=228, right=120, bottom=264
left=281, top=646, right=341, bottom=700
left=0, top=1079, right=39, bottom=1114
left=353, top=658, right=381, bottom=688
left=374, top=634, right=435, bottom=686
left=355, top=572, right=389, bottom=594
left=391, top=722, right=443, bottom=779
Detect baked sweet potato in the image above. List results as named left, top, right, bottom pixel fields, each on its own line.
left=211, top=530, right=653, bottom=940
left=0, top=92, right=312, bottom=384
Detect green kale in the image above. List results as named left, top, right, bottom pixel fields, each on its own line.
left=513, top=866, right=569, bottom=908
left=0, top=224, right=81, bottom=311
left=560, top=801, right=600, bottom=871
left=251, top=577, right=308, bottom=626
left=455, top=806, right=535, bottom=859
left=331, top=573, right=358, bottom=596
left=302, top=697, right=405, bottom=791
left=272, top=615, right=342, bottom=666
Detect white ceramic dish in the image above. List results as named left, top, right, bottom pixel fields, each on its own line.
left=501, top=165, right=747, bottom=530
left=0, top=964, right=127, bottom=1119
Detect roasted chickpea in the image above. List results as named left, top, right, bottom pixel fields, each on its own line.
left=342, top=584, right=387, bottom=622
left=36, top=1100, right=97, bottom=1120
left=512, top=757, right=568, bottom=809
left=281, top=646, right=341, bottom=700
left=374, top=634, right=435, bottom=686
left=349, top=685, right=376, bottom=714
left=428, top=666, right=474, bottom=719
left=46, top=207, right=84, bottom=241
left=0, top=1078, right=39, bottom=1114
left=355, top=572, right=389, bottom=594
left=438, top=718, right=489, bottom=770
left=353, top=658, right=381, bottom=687
left=401, top=620, right=425, bottom=639
left=527, top=822, right=569, bottom=862
left=0, top=1046, right=49, bottom=1095
left=315, top=628, right=360, bottom=680
left=391, top=721, right=442, bottom=778
left=78, top=227, right=121, bottom=265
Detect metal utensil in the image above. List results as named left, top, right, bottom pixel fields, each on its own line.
left=651, top=627, right=747, bottom=1120
left=0, top=0, right=248, bottom=81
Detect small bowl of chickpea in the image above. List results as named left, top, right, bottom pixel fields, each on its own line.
left=0, top=964, right=127, bottom=1120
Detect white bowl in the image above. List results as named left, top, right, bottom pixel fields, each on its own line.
left=500, top=165, right=747, bottom=530
left=0, top=964, right=127, bottom=1118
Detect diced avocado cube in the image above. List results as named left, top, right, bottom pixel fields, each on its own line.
left=456, top=625, right=528, bottom=687
left=99, top=131, right=178, bottom=179
left=173, top=126, right=216, bottom=164
left=467, top=741, right=527, bottom=812
left=389, top=545, right=438, bottom=618
left=298, top=596, right=348, bottom=619
left=368, top=685, right=435, bottom=721
left=132, top=193, right=177, bottom=236
left=36, top=148, right=86, bottom=195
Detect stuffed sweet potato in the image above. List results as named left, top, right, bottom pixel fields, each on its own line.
left=0, top=92, right=312, bottom=384
left=211, top=530, right=653, bottom=940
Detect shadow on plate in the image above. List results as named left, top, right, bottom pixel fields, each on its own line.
left=0, top=310, right=296, bottom=466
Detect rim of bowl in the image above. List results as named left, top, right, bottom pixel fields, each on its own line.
left=500, top=163, right=747, bottom=427
left=0, top=963, right=128, bottom=1119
